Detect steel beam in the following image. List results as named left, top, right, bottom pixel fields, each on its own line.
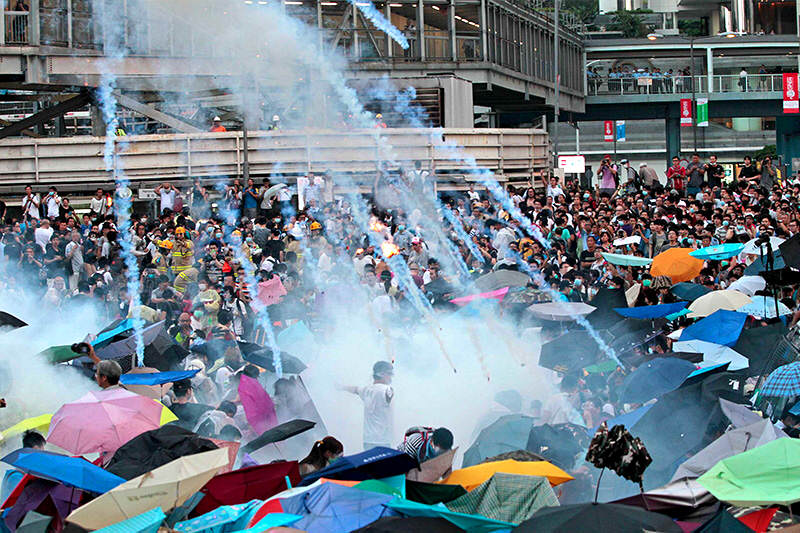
left=0, top=91, right=90, bottom=140
left=112, top=92, right=203, bottom=133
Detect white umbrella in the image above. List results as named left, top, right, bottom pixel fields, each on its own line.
left=726, top=276, right=766, bottom=297
left=672, top=339, right=749, bottom=371
left=742, top=236, right=784, bottom=255
left=527, top=302, right=596, bottom=321
left=687, top=290, right=751, bottom=318
left=264, top=183, right=288, bottom=200
left=736, top=295, right=792, bottom=319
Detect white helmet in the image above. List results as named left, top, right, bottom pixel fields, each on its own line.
left=272, top=115, right=280, bottom=122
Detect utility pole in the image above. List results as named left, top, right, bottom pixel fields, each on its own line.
left=553, top=0, right=560, bottom=162
left=690, top=37, right=696, bottom=153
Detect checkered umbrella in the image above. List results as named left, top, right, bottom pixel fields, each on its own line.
left=760, top=362, right=800, bottom=397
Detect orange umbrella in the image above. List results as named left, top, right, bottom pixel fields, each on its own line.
left=650, top=248, right=703, bottom=283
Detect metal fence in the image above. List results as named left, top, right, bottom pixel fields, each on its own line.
left=587, top=73, right=785, bottom=96
left=4, top=11, right=28, bottom=45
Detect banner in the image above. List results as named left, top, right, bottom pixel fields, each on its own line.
left=680, top=98, right=692, bottom=126
left=784, top=73, right=799, bottom=114
left=604, top=120, right=614, bottom=142
left=615, top=120, right=626, bottom=142
left=696, top=98, right=709, bottom=127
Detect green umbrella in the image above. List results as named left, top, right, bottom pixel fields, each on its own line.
left=697, top=438, right=800, bottom=506
left=601, top=253, right=653, bottom=267
left=37, top=345, right=79, bottom=364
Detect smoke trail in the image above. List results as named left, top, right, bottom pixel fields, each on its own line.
left=213, top=181, right=284, bottom=378
left=96, top=78, right=145, bottom=366
left=348, top=0, right=409, bottom=50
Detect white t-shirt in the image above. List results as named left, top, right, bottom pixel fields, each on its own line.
left=159, top=189, right=176, bottom=212
left=89, top=196, right=106, bottom=217
left=45, top=193, right=60, bottom=218
left=34, top=226, right=53, bottom=252
left=22, top=194, right=40, bottom=219
left=357, top=383, right=394, bottom=446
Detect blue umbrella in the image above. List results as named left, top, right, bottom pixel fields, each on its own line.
left=689, top=244, right=745, bottom=261
left=300, top=447, right=419, bottom=486
left=462, top=414, right=537, bottom=468
left=2, top=448, right=125, bottom=493
left=744, top=249, right=785, bottom=276
left=671, top=283, right=711, bottom=302
left=119, top=369, right=199, bottom=386
left=619, top=358, right=698, bottom=404
left=679, top=310, right=747, bottom=347
left=614, top=302, right=687, bottom=320
left=595, top=404, right=654, bottom=433
left=92, top=319, right=135, bottom=348
left=94, top=508, right=166, bottom=533
left=279, top=483, right=398, bottom=532
left=736, top=295, right=792, bottom=319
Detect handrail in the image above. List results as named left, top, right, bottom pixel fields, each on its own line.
left=586, top=73, right=784, bottom=96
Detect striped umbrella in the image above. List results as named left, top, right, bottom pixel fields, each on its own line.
left=760, top=362, right=800, bottom=397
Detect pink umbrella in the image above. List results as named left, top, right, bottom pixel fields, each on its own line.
left=47, top=389, right=165, bottom=458
left=238, top=375, right=278, bottom=434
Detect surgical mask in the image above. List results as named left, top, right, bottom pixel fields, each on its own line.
left=642, top=279, right=652, bottom=287
left=246, top=237, right=253, bottom=243
left=215, top=233, right=223, bottom=239
left=574, top=278, right=582, bottom=287
left=198, top=283, right=208, bottom=291
left=193, top=310, right=203, bottom=319
left=723, top=221, right=729, bottom=227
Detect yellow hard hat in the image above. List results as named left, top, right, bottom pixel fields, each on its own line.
left=310, top=222, right=322, bottom=230
left=158, top=239, right=173, bottom=250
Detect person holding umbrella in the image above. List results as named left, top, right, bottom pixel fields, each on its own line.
left=0, top=430, right=45, bottom=501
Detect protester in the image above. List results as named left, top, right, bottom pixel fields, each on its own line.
left=398, top=426, right=454, bottom=464
left=343, top=361, right=395, bottom=450
left=298, top=436, right=344, bottom=476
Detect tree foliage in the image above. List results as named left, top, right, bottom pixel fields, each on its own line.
left=607, top=10, right=649, bottom=38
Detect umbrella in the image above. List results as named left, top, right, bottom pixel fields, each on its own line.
left=651, top=248, right=704, bottom=283
left=694, top=508, right=754, bottom=533
left=407, top=448, right=457, bottom=484
left=690, top=243, right=746, bottom=261
left=405, top=480, right=467, bottom=505
left=119, top=370, right=199, bottom=386
left=105, top=425, right=219, bottom=480
left=462, top=414, right=536, bottom=468
left=720, top=398, right=764, bottom=428
left=611, top=477, right=716, bottom=519
left=697, top=438, right=800, bottom=506
left=92, top=508, right=166, bottom=533
left=671, top=418, right=786, bottom=482
left=679, top=310, right=747, bottom=347
left=66, top=447, right=229, bottom=530
left=527, top=302, right=596, bottom=321
left=526, top=424, right=590, bottom=471
left=587, top=287, right=629, bottom=329
left=614, top=302, right=687, bottom=320
left=240, top=349, right=307, bottom=375
left=192, top=461, right=301, bottom=516
left=760, top=362, right=800, bottom=397
left=671, top=283, right=712, bottom=302
left=687, top=290, right=752, bottom=318
left=441, top=459, right=572, bottom=491
left=264, top=183, right=288, bottom=199
left=733, top=322, right=789, bottom=377
left=176, top=500, right=263, bottom=533
left=37, top=345, right=82, bottom=364
left=742, top=236, right=785, bottom=255
left=93, top=322, right=189, bottom=371
left=2, top=479, right=82, bottom=533
left=539, top=330, right=615, bottom=374
left=736, top=295, right=792, bottom=319
left=92, top=318, right=135, bottom=348
left=385, top=496, right=515, bottom=531
left=744, top=249, right=786, bottom=276
left=513, top=503, right=682, bottom=532
left=0, top=311, right=27, bottom=330
left=2, top=449, right=125, bottom=494
left=672, top=340, right=749, bottom=371
left=727, top=276, right=766, bottom=297
left=598, top=404, right=654, bottom=433
left=446, top=472, right=559, bottom=524
left=15, top=512, right=51, bottom=533
left=450, top=287, right=510, bottom=306
left=48, top=388, right=173, bottom=457
left=241, top=419, right=316, bottom=454
left=1, top=415, right=52, bottom=442
left=474, top=270, right=530, bottom=292
left=353, top=516, right=463, bottom=532
left=264, top=482, right=399, bottom=533
left=619, top=358, right=698, bottom=404
left=600, top=253, right=653, bottom=267
left=300, top=447, right=419, bottom=486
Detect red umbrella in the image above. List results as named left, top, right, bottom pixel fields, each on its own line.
left=191, top=461, right=300, bottom=516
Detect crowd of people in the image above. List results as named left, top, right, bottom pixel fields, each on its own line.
left=0, top=147, right=798, bottom=492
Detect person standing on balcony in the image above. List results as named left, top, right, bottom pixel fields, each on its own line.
left=11, top=0, right=28, bottom=44
left=758, top=65, right=767, bottom=91
left=739, top=68, right=748, bottom=92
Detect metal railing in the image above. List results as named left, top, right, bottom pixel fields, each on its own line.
left=0, top=128, right=548, bottom=186
left=586, top=73, right=785, bottom=96
left=4, top=11, right=29, bottom=45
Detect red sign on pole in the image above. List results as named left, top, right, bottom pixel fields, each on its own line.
left=604, top=120, right=614, bottom=142
left=784, top=73, right=799, bottom=114
left=680, top=98, right=692, bottom=126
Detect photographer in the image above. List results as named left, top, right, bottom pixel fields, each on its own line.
left=596, top=155, right=618, bottom=197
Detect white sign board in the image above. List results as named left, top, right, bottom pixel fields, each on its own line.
left=557, top=155, right=586, bottom=174
left=138, top=188, right=157, bottom=200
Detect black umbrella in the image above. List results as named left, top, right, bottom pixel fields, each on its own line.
left=241, top=348, right=307, bottom=374
left=354, top=517, right=462, bottom=533
left=539, top=330, right=614, bottom=373
left=587, top=287, right=628, bottom=329
left=105, top=425, right=218, bottom=480
left=733, top=322, right=790, bottom=377
left=671, top=282, right=711, bottom=302
left=744, top=249, right=785, bottom=276
left=526, top=423, right=590, bottom=471
left=462, top=414, right=537, bottom=468
left=694, top=508, right=753, bottom=533
left=513, top=503, right=682, bottom=532
left=0, top=311, right=27, bottom=330
left=241, top=419, right=316, bottom=454
left=93, top=322, right=189, bottom=371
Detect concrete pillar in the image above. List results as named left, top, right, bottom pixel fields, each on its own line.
left=706, top=47, right=714, bottom=93
left=91, top=105, right=106, bottom=137
left=665, top=115, right=681, bottom=170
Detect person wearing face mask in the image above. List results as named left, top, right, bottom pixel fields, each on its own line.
left=541, top=374, right=584, bottom=425
left=299, top=437, right=344, bottom=477
left=398, top=426, right=454, bottom=465
left=171, top=227, right=194, bottom=274
left=192, top=275, right=221, bottom=331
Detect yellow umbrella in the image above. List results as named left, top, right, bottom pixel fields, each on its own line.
left=1, top=414, right=52, bottom=441
left=650, top=248, right=704, bottom=283
left=66, top=447, right=228, bottom=530
left=687, top=289, right=752, bottom=318
left=440, top=459, right=573, bottom=491
left=159, top=404, right=177, bottom=425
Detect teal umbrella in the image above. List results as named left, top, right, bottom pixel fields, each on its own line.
left=601, top=253, right=653, bottom=267
left=386, top=497, right=516, bottom=532
left=690, top=244, right=745, bottom=261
